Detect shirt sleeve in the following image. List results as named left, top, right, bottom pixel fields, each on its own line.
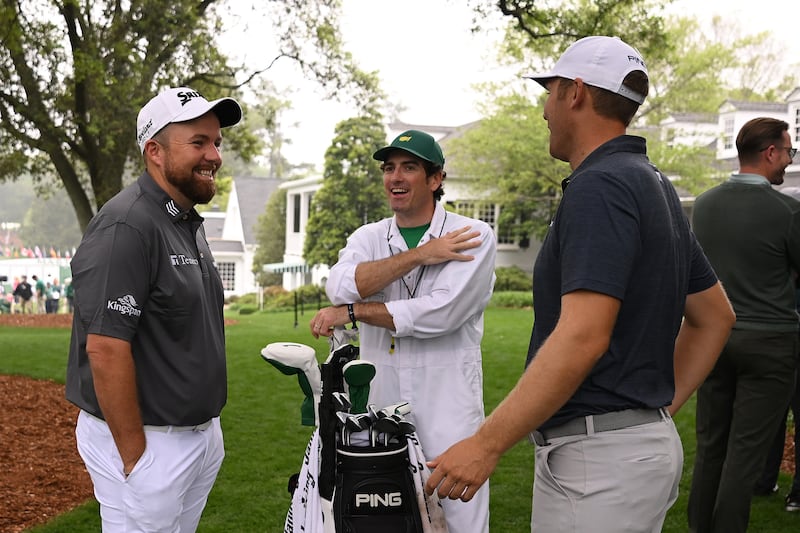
left=326, top=224, right=381, bottom=305
left=386, top=221, right=497, bottom=339
left=72, top=221, right=151, bottom=342
left=687, top=230, right=718, bottom=294
left=558, top=173, right=639, bottom=300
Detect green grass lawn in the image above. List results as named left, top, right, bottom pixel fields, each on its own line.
left=2, top=307, right=799, bottom=532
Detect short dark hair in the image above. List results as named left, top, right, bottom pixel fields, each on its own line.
left=736, top=117, right=789, bottom=165
left=587, top=70, right=649, bottom=126
left=422, top=161, right=445, bottom=201
left=556, top=70, right=648, bottom=126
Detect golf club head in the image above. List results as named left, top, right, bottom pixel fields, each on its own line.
left=332, top=391, right=351, bottom=413
left=325, top=343, right=359, bottom=366
left=382, top=401, right=411, bottom=416
left=373, top=416, right=401, bottom=446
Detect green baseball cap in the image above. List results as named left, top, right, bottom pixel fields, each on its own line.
left=373, top=130, right=445, bottom=167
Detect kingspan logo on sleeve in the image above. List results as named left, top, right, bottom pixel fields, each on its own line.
left=107, top=294, right=142, bottom=317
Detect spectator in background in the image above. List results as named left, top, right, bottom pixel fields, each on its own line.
left=688, top=117, right=800, bottom=532
left=64, top=277, right=74, bottom=313
left=45, top=278, right=61, bottom=313
left=754, top=187, right=800, bottom=511
left=12, top=275, right=33, bottom=314
left=33, top=274, right=45, bottom=313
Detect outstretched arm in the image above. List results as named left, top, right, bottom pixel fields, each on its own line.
left=424, top=290, right=620, bottom=501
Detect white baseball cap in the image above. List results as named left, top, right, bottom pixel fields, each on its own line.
left=136, top=87, right=242, bottom=152
left=525, top=36, right=648, bottom=104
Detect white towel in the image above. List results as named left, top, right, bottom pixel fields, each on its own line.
left=406, top=433, right=450, bottom=533
left=285, top=430, right=323, bottom=532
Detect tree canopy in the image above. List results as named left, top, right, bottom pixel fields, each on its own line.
left=448, top=5, right=800, bottom=239
left=0, top=0, right=378, bottom=231
left=303, top=114, right=390, bottom=267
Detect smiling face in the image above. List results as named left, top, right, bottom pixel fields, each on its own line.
left=380, top=150, right=442, bottom=227
left=767, top=130, right=795, bottom=185
left=146, top=112, right=224, bottom=208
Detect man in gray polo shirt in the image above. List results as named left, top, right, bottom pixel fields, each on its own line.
left=66, top=87, right=241, bottom=532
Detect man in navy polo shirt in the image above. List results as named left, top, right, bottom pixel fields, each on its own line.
left=426, top=36, right=735, bottom=531
left=66, top=87, right=241, bottom=532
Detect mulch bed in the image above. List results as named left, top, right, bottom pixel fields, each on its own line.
left=0, top=374, right=93, bottom=533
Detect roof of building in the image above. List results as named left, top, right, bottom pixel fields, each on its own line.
left=721, top=100, right=787, bottom=112
left=202, top=215, right=225, bottom=240
left=234, top=176, right=282, bottom=245
left=209, top=240, right=245, bottom=253
left=667, top=112, right=718, bottom=124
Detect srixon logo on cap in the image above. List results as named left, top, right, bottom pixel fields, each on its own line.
left=177, top=90, right=204, bottom=106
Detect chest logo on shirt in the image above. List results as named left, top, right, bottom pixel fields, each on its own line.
left=107, top=295, right=142, bottom=317
left=170, top=254, right=199, bottom=266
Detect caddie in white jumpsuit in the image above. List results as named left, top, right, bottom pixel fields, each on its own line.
left=311, top=129, right=496, bottom=532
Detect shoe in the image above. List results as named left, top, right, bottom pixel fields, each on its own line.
left=754, top=483, right=779, bottom=496
left=786, top=491, right=800, bottom=512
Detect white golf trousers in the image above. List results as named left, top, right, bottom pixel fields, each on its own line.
left=76, top=410, right=224, bottom=533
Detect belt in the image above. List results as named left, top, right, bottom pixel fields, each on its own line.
left=84, top=410, right=213, bottom=433
left=144, top=419, right=213, bottom=433
left=529, top=408, right=666, bottom=446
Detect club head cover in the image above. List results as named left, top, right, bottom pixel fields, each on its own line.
left=261, top=342, right=321, bottom=426
left=342, top=360, right=376, bottom=414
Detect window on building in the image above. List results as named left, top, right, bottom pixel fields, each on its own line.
left=723, top=118, right=735, bottom=150
left=292, top=194, right=301, bottom=233
left=795, top=109, right=800, bottom=143
left=217, top=262, right=236, bottom=291
left=451, top=201, right=517, bottom=246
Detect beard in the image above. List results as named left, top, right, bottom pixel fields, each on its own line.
left=163, top=157, right=217, bottom=205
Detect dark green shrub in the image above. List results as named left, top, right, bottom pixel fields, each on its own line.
left=490, top=291, right=532, bottom=308
left=494, top=266, right=533, bottom=292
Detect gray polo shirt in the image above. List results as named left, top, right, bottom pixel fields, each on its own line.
left=66, top=172, right=227, bottom=426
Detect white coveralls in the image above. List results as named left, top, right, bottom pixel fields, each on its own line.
left=326, top=202, right=496, bottom=533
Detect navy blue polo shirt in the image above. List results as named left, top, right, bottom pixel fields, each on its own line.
left=528, top=135, right=717, bottom=429
left=66, top=172, right=227, bottom=426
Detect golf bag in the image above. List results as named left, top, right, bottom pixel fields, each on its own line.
left=265, top=330, right=447, bottom=533
left=334, top=442, right=423, bottom=532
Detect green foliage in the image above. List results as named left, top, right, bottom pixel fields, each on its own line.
left=644, top=133, right=725, bottom=195
left=447, top=93, right=569, bottom=240
left=303, top=114, right=391, bottom=267
left=251, top=190, right=286, bottom=287
left=4, top=310, right=800, bottom=531
left=493, top=266, right=533, bottom=292
left=450, top=12, right=799, bottom=238
left=0, top=0, right=377, bottom=231
left=493, top=0, right=672, bottom=69
left=642, top=16, right=737, bottom=124
left=262, top=285, right=330, bottom=311
left=490, top=291, right=533, bottom=308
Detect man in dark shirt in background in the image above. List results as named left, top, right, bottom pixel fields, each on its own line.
left=688, top=117, right=800, bottom=532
